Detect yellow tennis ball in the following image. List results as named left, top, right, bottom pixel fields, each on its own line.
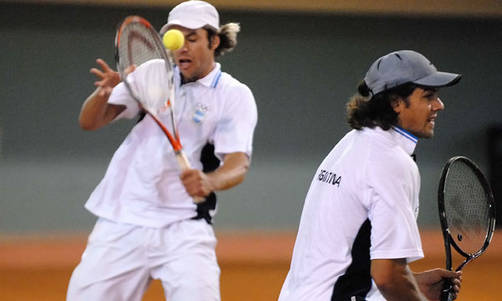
left=163, top=29, right=184, bottom=51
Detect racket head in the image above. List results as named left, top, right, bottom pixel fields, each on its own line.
left=438, top=156, right=496, bottom=269
left=114, top=16, right=181, bottom=151
left=114, top=16, right=176, bottom=113
left=115, top=16, right=172, bottom=78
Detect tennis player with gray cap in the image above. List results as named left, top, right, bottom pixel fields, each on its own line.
left=279, top=50, right=462, bottom=301
left=67, top=1, right=257, bottom=300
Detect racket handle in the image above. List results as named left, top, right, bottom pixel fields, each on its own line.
left=175, top=151, right=191, bottom=171
left=440, top=281, right=454, bottom=301
left=175, top=151, right=205, bottom=204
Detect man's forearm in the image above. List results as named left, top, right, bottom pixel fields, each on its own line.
left=207, top=152, right=249, bottom=191
left=79, top=88, right=124, bottom=130
left=372, top=259, right=428, bottom=301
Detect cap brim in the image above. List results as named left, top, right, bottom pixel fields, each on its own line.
left=159, top=24, right=169, bottom=34
left=413, top=71, right=462, bottom=88
left=160, top=20, right=218, bottom=34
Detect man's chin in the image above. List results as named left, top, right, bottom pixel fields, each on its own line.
left=180, top=73, right=199, bottom=84
left=416, top=130, right=434, bottom=139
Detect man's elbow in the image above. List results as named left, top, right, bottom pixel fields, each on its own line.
left=79, top=118, right=98, bottom=131
left=371, top=259, right=422, bottom=300
left=224, top=155, right=250, bottom=189
left=235, top=171, right=247, bottom=186
left=372, top=272, right=395, bottom=293
left=371, top=259, right=403, bottom=295
left=237, top=158, right=250, bottom=183
left=373, top=274, right=411, bottom=301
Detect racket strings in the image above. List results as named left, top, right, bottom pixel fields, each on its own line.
left=117, top=23, right=163, bottom=74
left=117, top=20, right=177, bottom=129
left=443, top=161, right=491, bottom=254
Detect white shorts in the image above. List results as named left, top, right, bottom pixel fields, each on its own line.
left=67, top=218, right=220, bottom=301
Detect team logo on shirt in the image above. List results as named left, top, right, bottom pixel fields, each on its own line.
left=192, top=103, right=208, bottom=124
left=318, top=169, right=342, bottom=187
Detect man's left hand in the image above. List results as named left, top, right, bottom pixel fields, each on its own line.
left=180, top=169, right=214, bottom=198
left=414, top=268, right=462, bottom=300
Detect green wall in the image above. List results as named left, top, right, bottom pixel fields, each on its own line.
left=1, top=3, right=501, bottom=233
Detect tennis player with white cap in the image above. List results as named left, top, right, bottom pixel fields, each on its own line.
left=279, top=50, right=463, bottom=301
left=66, top=1, right=257, bottom=300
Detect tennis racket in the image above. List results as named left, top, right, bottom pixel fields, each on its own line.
left=437, top=156, right=496, bottom=301
left=115, top=16, right=202, bottom=203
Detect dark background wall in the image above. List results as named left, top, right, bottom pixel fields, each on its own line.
left=1, top=3, right=501, bottom=234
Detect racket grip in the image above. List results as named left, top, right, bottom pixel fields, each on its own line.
left=440, top=281, right=454, bottom=301
left=175, top=151, right=205, bottom=204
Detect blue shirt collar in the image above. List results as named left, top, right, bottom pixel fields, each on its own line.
left=391, top=126, right=418, bottom=155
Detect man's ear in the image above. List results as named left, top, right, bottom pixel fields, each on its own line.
left=391, top=97, right=404, bottom=114
left=210, top=34, right=220, bottom=51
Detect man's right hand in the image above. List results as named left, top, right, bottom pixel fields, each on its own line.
left=90, top=58, right=121, bottom=98
left=79, top=58, right=126, bottom=131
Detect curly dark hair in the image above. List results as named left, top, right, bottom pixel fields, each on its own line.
left=346, top=81, right=417, bottom=130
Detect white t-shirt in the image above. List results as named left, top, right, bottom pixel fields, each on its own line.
left=84, top=63, right=257, bottom=227
left=279, top=126, right=424, bottom=301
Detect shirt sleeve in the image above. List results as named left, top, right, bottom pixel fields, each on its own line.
left=108, top=59, right=170, bottom=121
left=108, top=82, right=141, bottom=120
left=212, top=84, right=258, bottom=160
left=366, top=156, right=424, bottom=263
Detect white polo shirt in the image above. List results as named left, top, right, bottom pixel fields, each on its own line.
left=84, top=63, right=257, bottom=228
left=279, top=126, right=424, bottom=301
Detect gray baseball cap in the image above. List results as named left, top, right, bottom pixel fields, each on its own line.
left=364, top=50, right=461, bottom=95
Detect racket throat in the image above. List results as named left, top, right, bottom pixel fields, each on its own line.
left=175, top=151, right=191, bottom=171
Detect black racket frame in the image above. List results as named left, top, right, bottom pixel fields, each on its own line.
left=437, top=156, right=496, bottom=300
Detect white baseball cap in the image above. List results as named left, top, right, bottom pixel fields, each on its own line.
left=160, top=0, right=220, bottom=34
